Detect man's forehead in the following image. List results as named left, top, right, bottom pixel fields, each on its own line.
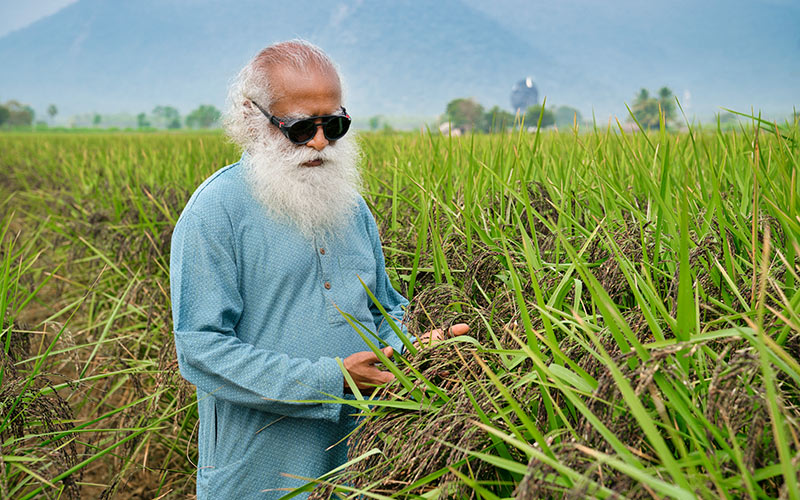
left=268, top=63, right=342, bottom=117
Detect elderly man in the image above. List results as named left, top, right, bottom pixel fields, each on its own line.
left=170, top=40, right=466, bottom=499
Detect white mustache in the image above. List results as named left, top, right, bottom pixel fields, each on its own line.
left=257, top=133, right=343, bottom=168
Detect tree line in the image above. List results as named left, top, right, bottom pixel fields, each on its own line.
left=439, top=86, right=684, bottom=133
left=135, top=105, right=222, bottom=129
left=0, top=100, right=221, bottom=130
left=629, top=87, right=676, bottom=129
left=441, top=97, right=583, bottom=133
left=0, top=100, right=38, bottom=127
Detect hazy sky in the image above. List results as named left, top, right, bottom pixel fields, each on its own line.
left=0, top=0, right=77, bottom=38
left=2, top=0, right=797, bottom=123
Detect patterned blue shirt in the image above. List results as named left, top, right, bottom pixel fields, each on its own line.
left=170, top=156, right=408, bottom=499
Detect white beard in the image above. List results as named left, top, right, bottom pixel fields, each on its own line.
left=243, top=131, right=362, bottom=239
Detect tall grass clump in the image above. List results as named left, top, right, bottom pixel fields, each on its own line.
left=0, top=117, right=798, bottom=499
left=1, top=132, right=237, bottom=498
left=298, top=118, right=800, bottom=499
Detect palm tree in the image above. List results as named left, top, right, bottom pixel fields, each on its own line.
left=657, top=87, right=675, bottom=122
left=47, top=104, right=58, bottom=125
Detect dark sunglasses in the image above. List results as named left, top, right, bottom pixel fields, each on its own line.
left=250, top=100, right=351, bottom=145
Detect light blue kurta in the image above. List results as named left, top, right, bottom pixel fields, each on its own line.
left=170, top=156, right=408, bottom=499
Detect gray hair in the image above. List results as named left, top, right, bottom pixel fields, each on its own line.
left=223, top=40, right=341, bottom=150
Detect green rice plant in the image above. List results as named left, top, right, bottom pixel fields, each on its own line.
left=303, top=117, right=800, bottom=498
left=1, top=119, right=798, bottom=499
left=0, top=132, right=231, bottom=497
left=1, top=210, right=82, bottom=498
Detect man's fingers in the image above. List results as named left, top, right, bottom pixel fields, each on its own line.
left=361, top=351, right=395, bottom=387
left=424, top=329, right=443, bottom=343
left=354, top=350, right=379, bottom=364
left=343, top=347, right=399, bottom=392
left=448, top=323, right=470, bottom=336
left=418, top=324, right=469, bottom=345
left=353, top=346, right=393, bottom=364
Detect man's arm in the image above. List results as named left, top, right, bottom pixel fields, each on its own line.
left=170, top=211, right=344, bottom=422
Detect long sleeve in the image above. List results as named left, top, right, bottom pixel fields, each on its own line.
left=170, top=211, right=343, bottom=422
left=362, top=207, right=410, bottom=352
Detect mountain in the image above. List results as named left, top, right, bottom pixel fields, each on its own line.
left=0, top=0, right=797, bottom=123
left=0, top=0, right=580, bottom=122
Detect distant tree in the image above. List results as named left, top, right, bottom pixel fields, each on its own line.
left=524, top=104, right=555, bottom=129
left=555, top=106, right=583, bottom=128
left=137, top=112, right=151, bottom=129
left=47, top=104, right=58, bottom=123
left=715, top=112, right=742, bottom=130
left=153, top=105, right=181, bottom=129
left=630, top=86, right=675, bottom=129
left=484, top=106, right=515, bottom=132
left=368, top=115, right=382, bottom=131
left=3, top=100, right=35, bottom=127
left=632, top=99, right=660, bottom=129
left=444, top=98, right=485, bottom=132
left=25, top=106, right=35, bottom=124
left=657, top=87, right=675, bottom=120
left=0, top=104, right=9, bottom=127
left=185, top=105, right=221, bottom=129
left=93, top=113, right=102, bottom=127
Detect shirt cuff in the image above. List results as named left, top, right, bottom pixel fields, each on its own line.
left=317, top=356, right=346, bottom=422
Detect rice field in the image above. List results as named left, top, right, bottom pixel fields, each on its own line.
left=1, top=117, right=799, bottom=499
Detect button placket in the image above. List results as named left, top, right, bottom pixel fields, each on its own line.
left=315, top=237, right=332, bottom=291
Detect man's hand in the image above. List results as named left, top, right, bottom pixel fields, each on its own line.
left=343, top=346, right=395, bottom=392
left=414, top=323, right=470, bottom=349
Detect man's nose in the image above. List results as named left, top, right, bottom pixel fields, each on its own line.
left=305, top=120, right=329, bottom=151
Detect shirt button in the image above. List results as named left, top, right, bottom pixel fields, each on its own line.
left=319, top=248, right=326, bottom=255
left=324, top=281, right=331, bottom=290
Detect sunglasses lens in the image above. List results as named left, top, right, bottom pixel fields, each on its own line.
left=323, top=116, right=350, bottom=141
left=282, top=114, right=351, bottom=144
left=287, top=120, right=317, bottom=144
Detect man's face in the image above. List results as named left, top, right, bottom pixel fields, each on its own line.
left=243, top=62, right=360, bottom=238
left=267, top=64, right=343, bottom=159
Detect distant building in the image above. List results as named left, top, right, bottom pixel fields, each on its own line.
left=511, top=77, right=539, bottom=112
left=438, top=121, right=463, bottom=136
